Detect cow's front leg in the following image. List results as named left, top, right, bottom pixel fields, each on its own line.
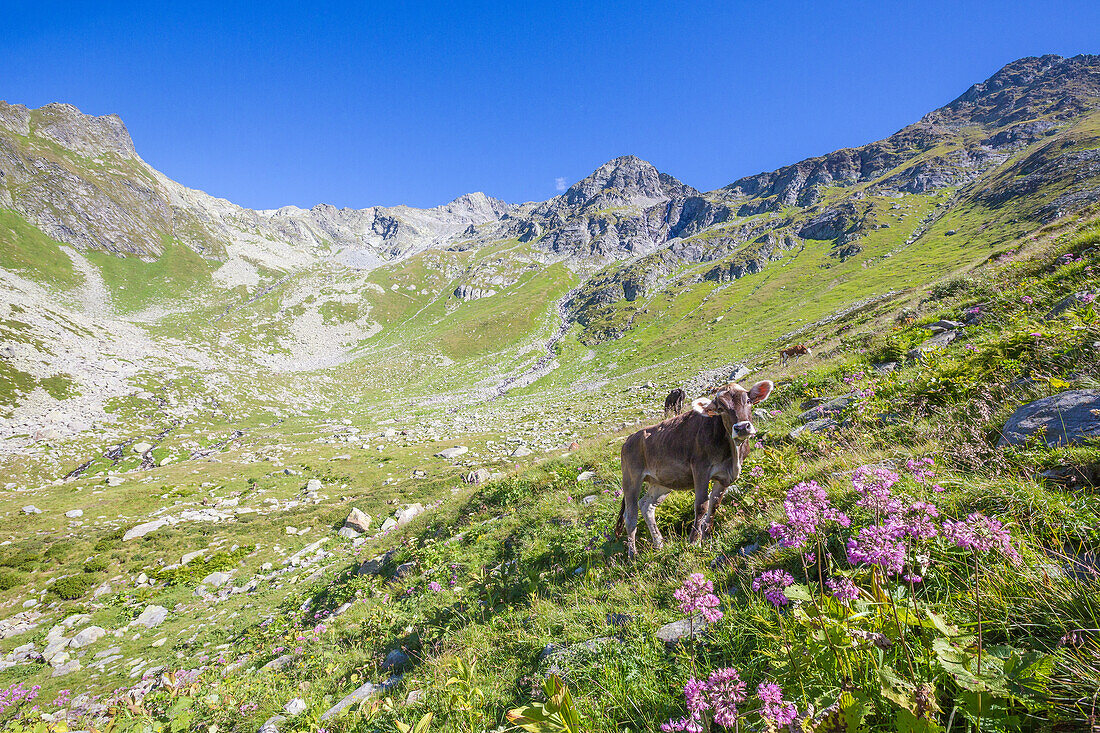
left=702, top=482, right=729, bottom=538
left=641, top=488, right=670, bottom=550
left=688, top=470, right=711, bottom=544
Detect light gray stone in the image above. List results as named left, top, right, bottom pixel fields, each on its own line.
left=319, top=675, right=402, bottom=721
left=435, top=446, right=468, bottom=459
left=131, top=605, right=169, bottom=629
left=68, top=626, right=105, bottom=648
left=124, top=519, right=170, bottom=541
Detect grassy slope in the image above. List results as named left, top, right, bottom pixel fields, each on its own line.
left=0, top=212, right=1096, bottom=733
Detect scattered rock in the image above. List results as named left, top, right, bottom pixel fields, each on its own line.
left=435, top=446, right=468, bottom=459
left=259, top=654, right=295, bottom=673
left=1045, top=290, right=1099, bottom=321
left=358, top=550, right=395, bottom=576
left=871, top=361, right=898, bottom=374
left=797, top=394, right=854, bottom=422
left=656, top=615, right=716, bottom=649
left=581, top=495, right=599, bottom=506
left=510, top=446, right=533, bottom=457
left=68, top=626, right=106, bottom=649
left=319, top=675, right=402, bottom=721
left=381, top=649, right=410, bottom=672
left=65, top=509, right=83, bottom=518
left=21, top=505, right=41, bottom=515
left=395, top=503, right=424, bottom=526
left=283, top=698, right=307, bottom=716
left=576, top=471, right=596, bottom=482
left=131, top=605, right=169, bottom=629
left=999, top=390, right=1100, bottom=447
left=907, top=330, right=957, bottom=359
left=305, top=479, right=323, bottom=493
left=343, top=508, right=372, bottom=533
left=124, top=519, right=169, bottom=541
left=464, top=468, right=491, bottom=484
left=202, top=571, right=233, bottom=588
left=924, top=319, right=963, bottom=332
left=132, top=442, right=152, bottom=454
left=259, top=715, right=285, bottom=733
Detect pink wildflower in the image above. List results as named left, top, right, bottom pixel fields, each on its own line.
left=673, top=573, right=724, bottom=623
left=752, top=569, right=795, bottom=606
left=757, top=682, right=798, bottom=726
left=825, top=577, right=859, bottom=602
left=942, top=512, right=1021, bottom=564
left=768, top=480, right=849, bottom=549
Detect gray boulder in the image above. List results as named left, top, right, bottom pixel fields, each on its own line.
left=320, top=675, right=402, bottom=721
left=1044, top=290, right=1099, bottom=320
left=131, top=605, right=169, bottom=629
left=907, top=330, right=957, bottom=359
left=656, top=616, right=716, bottom=649
left=68, top=626, right=106, bottom=649
left=797, top=394, right=855, bottom=422
left=924, top=319, right=963, bottom=332
left=999, top=390, right=1100, bottom=447
left=790, top=417, right=840, bottom=438
left=435, top=446, right=468, bottom=459
left=343, top=508, right=372, bottom=533
left=464, top=468, right=491, bottom=484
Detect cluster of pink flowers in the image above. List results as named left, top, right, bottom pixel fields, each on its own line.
left=1083, top=292, right=1096, bottom=304
left=852, top=465, right=902, bottom=515
left=768, top=480, right=850, bottom=549
left=51, top=689, right=71, bottom=709
left=0, top=682, right=40, bottom=714
left=752, top=569, right=795, bottom=607
left=842, top=371, right=867, bottom=385
left=943, top=512, right=1021, bottom=563
left=428, top=581, right=444, bottom=592
left=905, top=457, right=935, bottom=483
left=757, top=682, right=798, bottom=726
left=887, top=500, right=941, bottom=542
left=846, top=524, right=907, bottom=577
left=1020, top=295, right=1034, bottom=305
left=750, top=464, right=765, bottom=478
left=661, top=668, right=747, bottom=732
left=674, top=573, right=723, bottom=622
left=825, top=576, right=860, bottom=602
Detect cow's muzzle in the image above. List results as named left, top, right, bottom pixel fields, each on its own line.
left=732, top=421, right=756, bottom=440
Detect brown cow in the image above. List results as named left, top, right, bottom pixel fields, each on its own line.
left=663, top=388, right=686, bottom=419
left=779, top=343, right=811, bottom=364
left=615, top=380, right=773, bottom=559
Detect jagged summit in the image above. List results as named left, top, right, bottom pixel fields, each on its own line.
left=0, top=101, right=136, bottom=159
left=562, top=154, right=698, bottom=210
left=928, top=54, right=1100, bottom=127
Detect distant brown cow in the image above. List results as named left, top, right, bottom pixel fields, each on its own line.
left=779, top=343, right=811, bottom=364
left=663, top=388, right=686, bottom=419
left=615, top=380, right=773, bottom=558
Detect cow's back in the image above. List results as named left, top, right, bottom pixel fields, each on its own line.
left=621, top=411, right=726, bottom=489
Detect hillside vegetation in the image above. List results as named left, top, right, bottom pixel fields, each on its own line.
left=0, top=55, right=1099, bottom=733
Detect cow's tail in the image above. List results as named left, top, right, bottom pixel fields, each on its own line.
left=614, top=496, right=626, bottom=539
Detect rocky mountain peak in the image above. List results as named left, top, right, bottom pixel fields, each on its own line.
left=925, top=54, right=1100, bottom=127
left=437, top=191, right=512, bottom=220
left=2, top=101, right=138, bottom=159
left=563, top=155, right=699, bottom=210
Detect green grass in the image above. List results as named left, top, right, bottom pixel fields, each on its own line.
left=0, top=209, right=83, bottom=288
left=85, top=237, right=214, bottom=312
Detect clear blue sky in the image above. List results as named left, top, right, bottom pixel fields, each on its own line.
left=2, top=1, right=1097, bottom=210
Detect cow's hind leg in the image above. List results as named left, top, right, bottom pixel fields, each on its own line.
left=621, top=466, right=644, bottom=560
left=640, top=486, right=671, bottom=550
left=687, top=469, right=712, bottom=545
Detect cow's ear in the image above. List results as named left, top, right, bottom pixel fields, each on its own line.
left=691, top=397, right=720, bottom=416
left=748, top=380, right=774, bottom=404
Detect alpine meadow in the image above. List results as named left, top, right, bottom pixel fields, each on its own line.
left=0, top=52, right=1100, bottom=733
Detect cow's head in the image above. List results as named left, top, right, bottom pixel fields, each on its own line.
left=692, top=380, right=773, bottom=442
